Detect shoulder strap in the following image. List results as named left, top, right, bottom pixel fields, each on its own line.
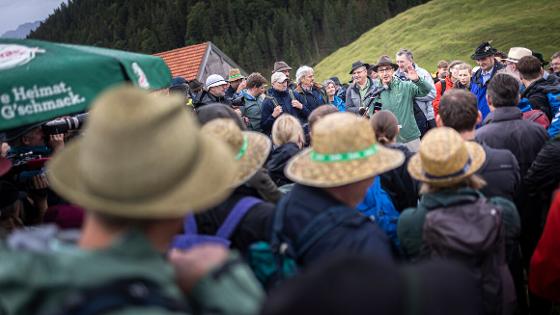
left=216, top=197, right=262, bottom=239
left=288, top=89, right=296, bottom=101
left=47, top=278, right=188, bottom=315
left=440, top=79, right=447, bottom=95
left=295, top=206, right=357, bottom=257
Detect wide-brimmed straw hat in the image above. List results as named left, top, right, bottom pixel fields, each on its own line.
left=47, top=85, right=237, bottom=219
left=201, top=118, right=271, bottom=187
left=285, top=112, right=404, bottom=188
left=408, top=127, right=486, bottom=187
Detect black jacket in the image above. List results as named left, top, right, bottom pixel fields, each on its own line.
left=521, top=75, right=560, bottom=120
left=476, top=142, right=520, bottom=201
left=265, top=142, right=300, bottom=187
left=280, top=184, right=393, bottom=267
left=261, top=89, right=310, bottom=135
left=525, top=137, right=560, bottom=206
left=379, top=143, right=419, bottom=212
left=476, top=106, right=549, bottom=178
left=193, top=91, right=231, bottom=108
left=195, top=186, right=275, bottom=253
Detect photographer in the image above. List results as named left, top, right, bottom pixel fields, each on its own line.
left=4, top=115, right=84, bottom=227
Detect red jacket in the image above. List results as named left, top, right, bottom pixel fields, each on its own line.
left=432, top=76, right=454, bottom=116
left=530, top=189, right=560, bottom=302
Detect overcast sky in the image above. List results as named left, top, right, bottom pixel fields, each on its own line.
left=0, top=0, right=67, bottom=35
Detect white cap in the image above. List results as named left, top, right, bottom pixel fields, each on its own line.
left=504, top=47, right=532, bottom=63
left=205, top=74, right=228, bottom=89
left=271, top=72, right=288, bottom=84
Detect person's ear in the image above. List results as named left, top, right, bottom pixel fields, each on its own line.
left=435, top=114, right=444, bottom=127
left=486, top=94, right=492, bottom=106
left=476, top=111, right=482, bottom=125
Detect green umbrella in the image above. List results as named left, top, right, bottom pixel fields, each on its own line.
left=0, top=38, right=171, bottom=132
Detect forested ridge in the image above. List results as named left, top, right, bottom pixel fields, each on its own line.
left=28, top=0, right=427, bottom=75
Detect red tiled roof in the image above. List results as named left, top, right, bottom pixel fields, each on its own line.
left=154, top=42, right=208, bottom=81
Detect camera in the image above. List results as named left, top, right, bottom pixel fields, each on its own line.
left=42, top=113, right=88, bottom=135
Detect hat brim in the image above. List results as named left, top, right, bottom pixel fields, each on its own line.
left=207, top=81, right=228, bottom=89
left=272, top=67, right=292, bottom=74
left=232, top=131, right=272, bottom=187
left=285, top=145, right=404, bottom=188
left=371, top=63, right=398, bottom=72
left=228, top=76, right=245, bottom=83
left=47, top=132, right=236, bottom=219
left=471, top=52, right=497, bottom=60
left=349, top=64, right=370, bottom=74
left=407, top=142, right=486, bottom=186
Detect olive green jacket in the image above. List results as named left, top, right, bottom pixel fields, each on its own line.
left=369, top=77, right=432, bottom=143
left=0, top=228, right=263, bottom=315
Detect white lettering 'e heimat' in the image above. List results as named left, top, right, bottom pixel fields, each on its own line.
left=11, top=82, right=69, bottom=102
left=0, top=44, right=45, bottom=71
left=132, top=62, right=150, bottom=89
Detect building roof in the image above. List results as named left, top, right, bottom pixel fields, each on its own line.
left=154, top=42, right=209, bottom=81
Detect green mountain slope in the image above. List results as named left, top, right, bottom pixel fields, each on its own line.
left=315, top=0, right=560, bottom=82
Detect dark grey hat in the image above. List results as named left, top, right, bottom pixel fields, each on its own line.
left=272, top=61, right=292, bottom=74
left=371, top=56, right=398, bottom=72
left=349, top=61, right=370, bottom=74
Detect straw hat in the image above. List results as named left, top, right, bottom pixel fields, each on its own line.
left=201, top=118, right=271, bottom=187
left=408, top=127, right=486, bottom=187
left=227, top=68, right=245, bottom=82
left=285, top=112, right=404, bottom=188
left=47, top=85, right=237, bottom=219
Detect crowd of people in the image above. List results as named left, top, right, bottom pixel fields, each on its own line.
left=0, top=41, right=559, bottom=314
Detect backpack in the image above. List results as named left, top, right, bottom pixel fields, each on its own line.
left=421, top=196, right=515, bottom=315
left=171, top=197, right=262, bottom=250
left=247, top=196, right=357, bottom=290
left=518, top=98, right=550, bottom=129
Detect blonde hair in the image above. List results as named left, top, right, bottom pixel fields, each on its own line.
left=272, top=114, right=304, bottom=147
left=456, top=63, right=472, bottom=73
left=419, top=174, right=487, bottom=194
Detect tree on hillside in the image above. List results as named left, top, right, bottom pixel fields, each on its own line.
left=28, top=0, right=428, bottom=75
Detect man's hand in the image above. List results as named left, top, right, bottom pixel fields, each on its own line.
left=1, top=142, right=10, bottom=158
left=48, top=134, right=65, bottom=152
left=272, top=105, right=283, bottom=118
left=169, top=245, right=229, bottom=294
left=236, top=80, right=247, bottom=93
left=291, top=100, right=303, bottom=110
left=407, top=65, right=420, bottom=82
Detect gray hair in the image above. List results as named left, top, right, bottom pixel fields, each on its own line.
left=296, top=65, right=314, bottom=84
left=396, top=48, right=414, bottom=61
left=322, top=79, right=335, bottom=88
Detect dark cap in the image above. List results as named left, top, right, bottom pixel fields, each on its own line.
left=349, top=61, right=370, bottom=74
left=471, top=41, right=498, bottom=60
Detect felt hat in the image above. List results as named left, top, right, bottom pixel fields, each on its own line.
left=371, top=56, right=398, bottom=72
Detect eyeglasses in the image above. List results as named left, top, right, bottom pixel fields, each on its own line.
left=377, top=68, right=393, bottom=73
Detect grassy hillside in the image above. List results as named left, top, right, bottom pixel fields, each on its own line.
left=315, top=0, right=560, bottom=82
